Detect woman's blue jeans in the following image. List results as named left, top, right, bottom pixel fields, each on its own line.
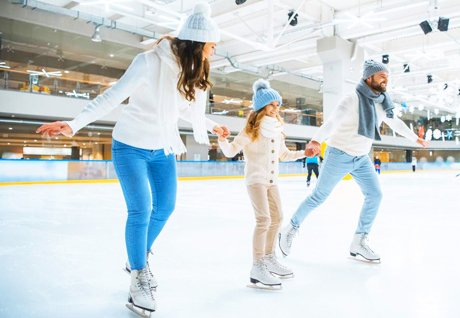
left=291, top=146, right=382, bottom=234
left=112, top=139, right=177, bottom=270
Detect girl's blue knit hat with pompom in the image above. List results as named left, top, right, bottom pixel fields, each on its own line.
left=251, top=79, right=282, bottom=112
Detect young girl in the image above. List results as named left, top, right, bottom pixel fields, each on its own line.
left=218, top=79, right=306, bottom=289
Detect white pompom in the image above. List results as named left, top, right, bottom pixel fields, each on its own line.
left=193, top=2, right=211, bottom=17
left=253, top=79, right=270, bottom=93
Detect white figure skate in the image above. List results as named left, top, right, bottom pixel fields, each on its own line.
left=247, top=259, right=282, bottom=290
left=125, top=251, right=158, bottom=291
left=264, top=253, right=294, bottom=279
left=126, top=269, right=156, bottom=317
left=349, top=233, right=381, bottom=263
left=278, top=224, right=299, bottom=257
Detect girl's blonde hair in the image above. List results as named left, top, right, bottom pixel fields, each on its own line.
left=244, top=108, right=283, bottom=141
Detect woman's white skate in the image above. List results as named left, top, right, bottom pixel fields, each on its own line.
left=247, top=278, right=282, bottom=290
left=127, top=269, right=156, bottom=317
left=126, top=298, right=155, bottom=317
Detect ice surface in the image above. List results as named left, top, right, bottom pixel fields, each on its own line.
left=1, top=171, right=459, bottom=318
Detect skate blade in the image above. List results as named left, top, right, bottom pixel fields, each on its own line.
left=349, top=253, right=381, bottom=263
left=246, top=282, right=282, bottom=291
left=126, top=303, right=155, bottom=317
left=272, top=273, right=294, bottom=279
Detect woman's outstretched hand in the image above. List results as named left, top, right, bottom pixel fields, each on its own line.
left=36, top=121, right=73, bottom=138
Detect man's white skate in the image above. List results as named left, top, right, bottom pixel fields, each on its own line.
left=278, top=224, right=299, bottom=257
left=126, top=297, right=155, bottom=317
left=349, top=233, right=381, bottom=263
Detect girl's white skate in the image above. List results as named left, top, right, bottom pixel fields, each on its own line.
left=247, top=259, right=282, bottom=290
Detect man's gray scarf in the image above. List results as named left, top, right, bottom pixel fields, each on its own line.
left=356, top=80, right=394, bottom=140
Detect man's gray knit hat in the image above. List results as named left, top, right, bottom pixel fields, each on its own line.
left=362, top=59, right=389, bottom=79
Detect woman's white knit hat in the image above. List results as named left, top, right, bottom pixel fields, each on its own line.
left=177, top=2, right=220, bottom=43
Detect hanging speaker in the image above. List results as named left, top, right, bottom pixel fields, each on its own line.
left=382, top=54, right=389, bottom=64
left=437, top=17, right=449, bottom=32
left=403, top=64, right=410, bottom=73
left=419, top=20, right=432, bottom=34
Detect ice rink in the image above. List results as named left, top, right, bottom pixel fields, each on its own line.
left=1, top=171, right=459, bottom=318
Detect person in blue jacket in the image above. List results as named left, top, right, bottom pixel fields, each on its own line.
left=305, top=154, right=322, bottom=187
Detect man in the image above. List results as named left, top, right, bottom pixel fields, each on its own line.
left=279, top=60, right=428, bottom=262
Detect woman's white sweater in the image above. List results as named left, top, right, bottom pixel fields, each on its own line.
left=66, top=39, right=217, bottom=154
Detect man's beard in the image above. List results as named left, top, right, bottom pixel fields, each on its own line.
left=370, top=79, right=387, bottom=93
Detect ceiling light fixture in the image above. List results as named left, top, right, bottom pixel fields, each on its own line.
left=27, top=69, right=62, bottom=77
left=0, top=61, right=10, bottom=69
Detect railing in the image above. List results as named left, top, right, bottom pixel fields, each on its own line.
left=0, top=159, right=459, bottom=183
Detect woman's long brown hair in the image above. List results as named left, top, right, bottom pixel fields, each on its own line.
left=244, top=108, right=283, bottom=141
left=157, top=36, right=212, bottom=102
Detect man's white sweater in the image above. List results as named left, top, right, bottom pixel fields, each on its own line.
left=313, top=92, right=419, bottom=156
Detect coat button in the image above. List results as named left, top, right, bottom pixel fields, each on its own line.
left=269, top=180, right=273, bottom=183
left=272, top=161, right=275, bottom=164
left=271, top=150, right=275, bottom=153
left=271, top=139, right=275, bottom=143
left=271, top=171, right=274, bottom=174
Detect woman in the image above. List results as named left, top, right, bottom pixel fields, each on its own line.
left=36, top=3, right=227, bottom=315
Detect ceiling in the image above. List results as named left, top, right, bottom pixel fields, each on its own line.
left=2, top=0, right=460, bottom=115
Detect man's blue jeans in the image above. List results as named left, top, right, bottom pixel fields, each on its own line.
left=112, top=139, right=177, bottom=270
left=291, top=146, right=382, bottom=234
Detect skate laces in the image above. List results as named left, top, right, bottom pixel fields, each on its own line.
left=360, top=235, right=375, bottom=254
left=254, top=260, right=274, bottom=279
left=136, top=269, right=152, bottom=296
left=146, top=260, right=154, bottom=279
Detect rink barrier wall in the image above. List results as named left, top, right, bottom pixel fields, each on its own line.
left=0, top=159, right=459, bottom=185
